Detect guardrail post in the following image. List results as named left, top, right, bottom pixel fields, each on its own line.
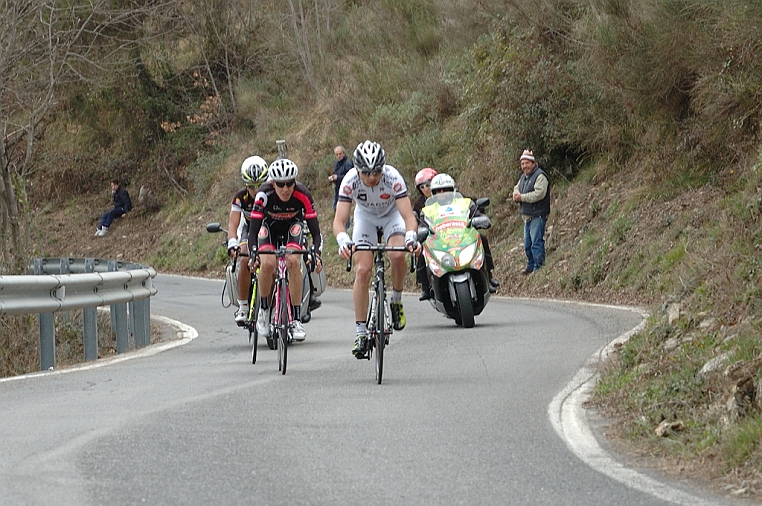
left=128, top=301, right=135, bottom=348
left=39, top=313, right=55, bottom=370
left=113, top=303, right=129, bottom=354
left=83, top=258, right=98, bottom=361
left=108, top=260, right=117, bottom=336
left=132, top=298, right=149, bottom=347
left=59, top=259, right=72, bottom=326
left=83, top=309, right=98, bottom=360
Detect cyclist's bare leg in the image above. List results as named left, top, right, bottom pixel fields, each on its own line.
left=387, top=234, right=407, bottom=291
left=352, top=250, right=373, bottom=321
left=258, top=254, right=276, bottom=300
left=238, top=243, right=251, bottom=301
left=285, top=253, right=303, bottom=309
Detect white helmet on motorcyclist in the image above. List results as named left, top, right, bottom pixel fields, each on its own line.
left=430, top=173, right=456, bottom=194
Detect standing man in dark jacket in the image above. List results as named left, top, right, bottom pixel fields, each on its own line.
left=329, top=145, right=353, bottom=209
left=329, top=145, right=353, bottom=230
left=513, top=150, right=550, bottom=274
left=95, top=179, right=132, bottom=237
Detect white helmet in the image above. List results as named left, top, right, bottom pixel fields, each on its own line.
left=268, top=158, right=299, bottom=182
left=430, top=173, right=456, bottom=193
left=353, top=140, right=386, bottom=173
left=240, top=156, right=268, bottom=186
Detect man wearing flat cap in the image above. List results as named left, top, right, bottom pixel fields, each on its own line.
left=512, top=149, right=550, bottom=274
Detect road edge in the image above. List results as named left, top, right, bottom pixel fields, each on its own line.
left=548, top=306, right=725, bottom=506
left=0, top=315, right=197, bottom=383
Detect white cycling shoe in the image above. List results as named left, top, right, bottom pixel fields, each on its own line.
left=289, top=320, right=306, bottom=342
left=234, top=308, right=248, bottom=325
left=256, top=307, right=270, bottom=337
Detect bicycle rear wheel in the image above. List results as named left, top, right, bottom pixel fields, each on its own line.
left=375, top=275, right=385, bottom=384
left=277, top=280, right=289, bottom=375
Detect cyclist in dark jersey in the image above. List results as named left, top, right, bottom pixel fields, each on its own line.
left=248, top=158, right=323, bottom=342
left=228, top=156, right=269, bottom=325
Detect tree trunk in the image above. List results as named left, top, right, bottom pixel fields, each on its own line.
left=0, top=135, right=24, bottom=274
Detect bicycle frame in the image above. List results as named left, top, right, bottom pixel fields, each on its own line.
left=348, top=231, right=413, bottom=384
left=257, top=245, right=308, bottom=375
left=226, top=250, right=264, bottom=364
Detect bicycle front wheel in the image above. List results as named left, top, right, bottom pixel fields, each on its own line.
left=375, top=275, right=385, bottom=384
left=250, top=283, right=260, bottom=364
left=277, top=280, right=289, bottom=375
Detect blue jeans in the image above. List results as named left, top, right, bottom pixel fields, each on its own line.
left=100, top=207, right=125, bottom=229
left=523, top=215, right=547, bottom=271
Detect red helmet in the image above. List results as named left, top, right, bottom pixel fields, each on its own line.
left=415, top=168, right=438, bottom=187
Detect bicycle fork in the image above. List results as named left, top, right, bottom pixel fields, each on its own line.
left=275, top=269, right=294, bottom=343
left=368, top=277, right=393, bottom=344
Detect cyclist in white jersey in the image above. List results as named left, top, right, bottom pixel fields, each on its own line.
left=333, top=140, right=421, bottom=359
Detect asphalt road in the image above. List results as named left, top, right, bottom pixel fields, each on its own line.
left=0, top=275, right=744, bottom=505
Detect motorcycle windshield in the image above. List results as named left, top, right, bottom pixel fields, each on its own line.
left=422, top=192, right=481, bottom=271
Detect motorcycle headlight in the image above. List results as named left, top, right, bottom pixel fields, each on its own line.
left=424, top=250, right=444, bottom=278
left=459, top=242, right=477, bottom=266
left=435, top=251, right=456, bottom=270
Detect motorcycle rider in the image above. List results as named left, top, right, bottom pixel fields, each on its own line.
left=333, top=140, right=421, bottom=359
left=412, top=168, right=437, bottom=300
left=228, top=156, right=269, bottom=325
left=425, top=174, right=498, bottom=294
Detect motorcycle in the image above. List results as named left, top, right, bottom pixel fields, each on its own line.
left=417, top=191, right=492, bottom=328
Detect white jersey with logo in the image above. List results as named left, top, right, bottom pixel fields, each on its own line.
left=337, top=165, right=408, bottom=218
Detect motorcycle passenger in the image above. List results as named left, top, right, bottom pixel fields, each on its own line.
left=333, top=140, right=421, bottom=359
left=228, top=156, right=269, bottom=325
left=427, top=174, right=499, bottom=293
left=412, top=168, right=438, bottom=300
left=247, top=158, right=323, bottom=342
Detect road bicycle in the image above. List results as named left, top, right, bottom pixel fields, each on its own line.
left=206, top=222, right=266, bottom=362
left=257, top=244, right=309, bottom=375
left=347, top=229, right=414, bottom=384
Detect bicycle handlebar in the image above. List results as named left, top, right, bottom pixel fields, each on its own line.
left=256, top=248, right=310, bottom=258
left=229, top=249, right=249, bottom=273
left=345, top=244, right=417, bottom=273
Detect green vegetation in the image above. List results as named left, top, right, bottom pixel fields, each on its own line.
left=1, top=0, right=762, bottom=491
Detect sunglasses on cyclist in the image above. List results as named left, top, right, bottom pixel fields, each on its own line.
left=417, top=183, right=431, bottom=190
left=359, top=169, right=382, bottom=176
left=274, top=180, right=296, bottom=188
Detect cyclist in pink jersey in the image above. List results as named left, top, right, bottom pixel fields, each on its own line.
left=248, top=158, right=323, bottom=342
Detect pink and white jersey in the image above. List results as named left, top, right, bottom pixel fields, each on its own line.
left=337, top=165, right=408, bottom=217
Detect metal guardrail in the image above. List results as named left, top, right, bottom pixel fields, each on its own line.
left=0, top=258, right=158, bottom=371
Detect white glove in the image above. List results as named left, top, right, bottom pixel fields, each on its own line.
left=404, top=230, right=418, bottom=250
left=227, top=237, right=239, bottom=250
left=336, top=232, right=353, bottom=255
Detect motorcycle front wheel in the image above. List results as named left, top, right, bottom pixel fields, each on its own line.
left=455, top=281, right=475, bottom=328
